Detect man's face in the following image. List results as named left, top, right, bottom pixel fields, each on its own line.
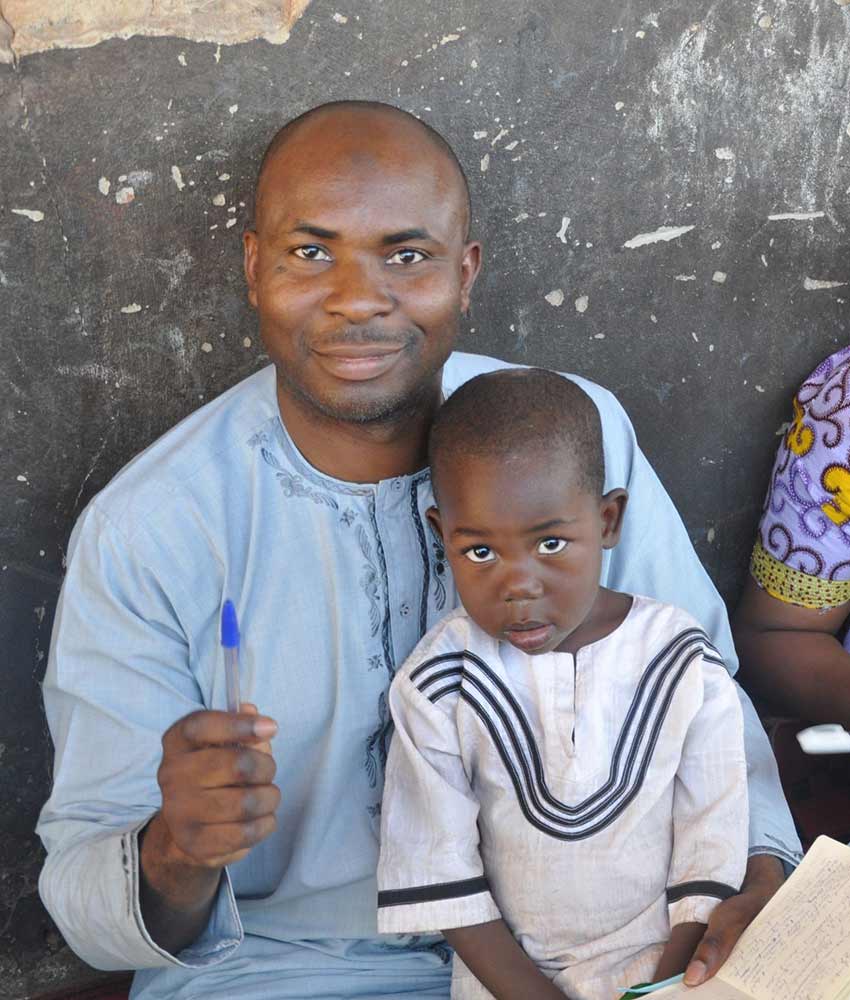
left=429, top=452, right=625, bottom=656
left=244, top=112, right=481, bottom=425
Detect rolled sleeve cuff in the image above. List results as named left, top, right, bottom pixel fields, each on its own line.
left=126, top=822, right=243, bottom=969
left=377, top=877, right=500, bottom=934
left=667, top=881, right=738, bottom=928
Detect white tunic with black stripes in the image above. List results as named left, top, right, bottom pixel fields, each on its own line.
left=377, top=596, right=748, bottom=1000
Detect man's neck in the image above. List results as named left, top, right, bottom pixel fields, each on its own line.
left=275, top=381, right=440, bottom=484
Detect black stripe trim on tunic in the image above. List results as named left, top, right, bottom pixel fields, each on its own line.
left=378, top=876, right=489, bottom=908
left=666, top=881, right=738, bottom=903
left=412, top=629, right=709, bottom=819
left=407, top=630, right=711, bottom=839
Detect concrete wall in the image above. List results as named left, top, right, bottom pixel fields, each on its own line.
left=1, top=1, right=849, bottom=995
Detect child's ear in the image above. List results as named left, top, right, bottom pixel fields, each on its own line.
left=600, top=489, right=628, bottom=549
left=426, top=505, right=445, bottom=541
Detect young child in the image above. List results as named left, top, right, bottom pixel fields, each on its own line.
left=376, top=368, right=748, bottom=1000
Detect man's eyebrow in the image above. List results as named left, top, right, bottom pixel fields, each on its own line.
left=290, top=222, right=339, bottom=240
left=381, top=228, right=435, bottom=245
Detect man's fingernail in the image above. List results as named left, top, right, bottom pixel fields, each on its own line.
left=684, top=960, right=707, bottom=986
left=252, top=718, right=278, bottom=739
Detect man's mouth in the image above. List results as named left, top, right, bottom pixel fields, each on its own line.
left=312, top=343, right=406, bottom=381
left=503, top=621, right=555, bottom=652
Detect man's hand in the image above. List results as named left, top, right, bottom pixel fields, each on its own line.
left=683, top=854, right=784, bottom=986
left=155, top=704, right=280, bottom=869
left=139, top=704, right=279, bottom=954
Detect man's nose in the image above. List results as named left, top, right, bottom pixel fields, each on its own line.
left=323, top=258, right=394, bottom=324
left=501, top=564, right=544, bottom=603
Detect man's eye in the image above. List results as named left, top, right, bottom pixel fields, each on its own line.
left=538, top=538, right=567, bottom=555
left=386, top=248, right=428, bottom=265
left=464, top=546, right=495, bottom=563
left=293, top=245, right=332, bottom=261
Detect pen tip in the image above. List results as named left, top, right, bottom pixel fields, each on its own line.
left=221, top=599, right=240, bottom=647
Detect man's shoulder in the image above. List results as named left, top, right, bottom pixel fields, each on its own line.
left=85, top=365, right=279, bottom=537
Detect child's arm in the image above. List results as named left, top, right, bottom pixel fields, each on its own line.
left=652, top=921, right=705, bottom=982
left=444, top=919, right=567, bottom=1000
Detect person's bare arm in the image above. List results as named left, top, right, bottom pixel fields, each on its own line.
left=443, top=919, right=565, bottom=999
left=653, top=922, right=704, bottom=983
left=733, top=577, right=850, bottom=726
left=139, top=704, right=279, bottom=955
left=683, top=854, right=783, bottom=986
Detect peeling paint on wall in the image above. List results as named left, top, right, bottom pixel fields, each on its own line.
left=0, top=0, right=311, bottom=62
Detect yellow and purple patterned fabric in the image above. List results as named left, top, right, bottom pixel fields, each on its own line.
left=752, top=346, right=850, bottom=612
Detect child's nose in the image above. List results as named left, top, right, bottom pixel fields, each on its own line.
left=501, top=567, right=545, bottom=603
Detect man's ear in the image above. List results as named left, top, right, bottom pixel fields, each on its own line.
left=459, top=241, right=482, bottom=315
left=600, top=488, right=628, bottom=550
left=243, top=229, right=259, bottom=308
left=426, top=505, right=445, bottom=542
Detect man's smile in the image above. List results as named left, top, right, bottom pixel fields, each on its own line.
left=311, top=343, right=407, bottom=381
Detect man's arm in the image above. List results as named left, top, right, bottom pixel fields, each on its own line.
left=443, top=920, right=564, bottom=1000
left=733, top=576, right=850, bottom=725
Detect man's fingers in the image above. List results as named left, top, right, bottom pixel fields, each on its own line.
left=163, top=709, right=277, bottom=752
left=684, top=899, right=750, bottom=986
left=160, top=745, right=277, bottom=790
left=185, top=785, right=281, bottom=825
left=172, top=814, right=278, bottom=868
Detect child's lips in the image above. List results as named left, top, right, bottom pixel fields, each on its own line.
left=504, top=621, right=555, bottom=652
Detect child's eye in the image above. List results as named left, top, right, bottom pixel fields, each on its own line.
left=464, top=546, right=495, bottom=563
left=538, top=538, right=567, bottom=555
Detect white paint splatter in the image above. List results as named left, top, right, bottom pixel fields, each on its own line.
left=804, top=277, right=847, bottom=290
left=714, top=147, right=735, bottom=160
left=333, top=12, right=348, bottom=23
left=178, top=51, right=187, bottom=66
left=593, top=333, right=605, bottom=339
left=218, top=172, right=231, bottom=181
left=126, top=170, right=153, bottom=187
left=712, top=271, right=727, bottom=284
left=226, top=218, right=237, bottom=228
left=16, top=474, right=27, bottom=483
left=623, top=224, right=695, bottom=249
left=171, top=165, right=185, bottom=191
left=650, top=314, right=658, bottom=324
left=707, top=526, right=716, bottom=544
left=556, top=216, right=570, bottom=244
left=98, top=177, right=110, bottom=195
left=768, top=210, right=824, bottom=221
left=575, top=294, right=589, bottom=313
left=201, top=342, right=213, bottom=353
left=212, top=193, right=226, bottom=206
left=674, top=274, right=696, bottom=281
left=711, top=241, right=722, bottom=250
left=440, top=33, right=460, bottom=44
left=480, top=154, right=490, bottom=172
left=115, top=187, right=135, bottom=205
left=120, top=303, right=142, bottom=314
left=504, top=140, right=518, bottom=151
left=614, top=101, right=625, bottom=111
left=229, top=104, right=239, bottom=115
left=11, top=208, right=44, bottom=221
left=514, top=212, right=529, bottom=222
left=491, top=128, right=509, bottom=146
left=473, top=130, right=488, bottom=139
left=544, top=288, right=565, bottom=307
left=635, top=29, right=646, bottom=38
left=214, top=43, right=221, bottom=63
left=243, top=337, right=252, bottom=348
left=758, top=14, right=773, bottom=29
left=755, top=385, right=765, bottom=392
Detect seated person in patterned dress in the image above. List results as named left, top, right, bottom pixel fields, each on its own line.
left=377, top=369, right=749, bottom=1000
left=734, top=346, right=850, bottom=843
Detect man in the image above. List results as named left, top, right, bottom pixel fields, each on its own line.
left=38, top=101, right=801, bottom=999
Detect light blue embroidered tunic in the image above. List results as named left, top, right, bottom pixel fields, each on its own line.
left=37, top=352, right=801, bottom=1000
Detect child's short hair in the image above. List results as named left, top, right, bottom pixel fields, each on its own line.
left=429, top=368, right=604, bottom=496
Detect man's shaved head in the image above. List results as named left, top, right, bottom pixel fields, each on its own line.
left=254, top=100, right=472, bottom=238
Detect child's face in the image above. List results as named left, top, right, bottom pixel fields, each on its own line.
left=429, top=452, right=626, bottom=655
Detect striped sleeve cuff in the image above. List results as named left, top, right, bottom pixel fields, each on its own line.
left=666, top=880, right=738, bottom=927
left=377, top=876, right=500, bottom=934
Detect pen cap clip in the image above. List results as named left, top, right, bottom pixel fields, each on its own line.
left=221, top=600, right=240, bottom=648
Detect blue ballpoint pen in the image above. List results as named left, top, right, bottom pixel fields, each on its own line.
left=220, top=600, right=242, bottom=713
